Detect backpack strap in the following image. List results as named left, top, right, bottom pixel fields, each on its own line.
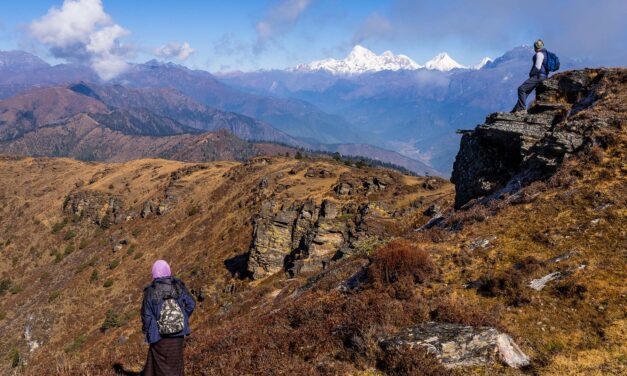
left=540, top=49, right=549, bottom=75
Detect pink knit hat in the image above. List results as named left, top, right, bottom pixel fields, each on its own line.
left=151, top=260, right=171, bottom=279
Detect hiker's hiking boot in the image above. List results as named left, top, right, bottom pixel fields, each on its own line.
left=510, top=107, right=527, bottom=114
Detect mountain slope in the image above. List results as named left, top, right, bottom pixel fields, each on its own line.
left=68, top=82, right=305, bottom=146
left=0, top=114, right=257, bottom=162
left=0, top=86, right=200, bottom=139
left=0, top=85, right=262, bottom=163
left=0, top=51, right=49, bottom=73
left=0, top=87, right=109, bottom=141
left=114, top=61, right=362, bottom=144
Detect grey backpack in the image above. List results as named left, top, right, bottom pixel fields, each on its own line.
left=156, top=284, right=185, bottom=335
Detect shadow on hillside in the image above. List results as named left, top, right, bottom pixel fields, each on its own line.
left=224, top=252, right=252, bottom=280
left=112, top=363, right=142, bottom=376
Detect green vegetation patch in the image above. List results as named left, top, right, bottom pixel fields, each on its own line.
left=51, top=218, right=69, bottom=234
left=64, top=334, right=88, bottom=353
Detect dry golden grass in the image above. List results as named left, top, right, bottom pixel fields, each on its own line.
left=0, top=155, right=452, bottom=374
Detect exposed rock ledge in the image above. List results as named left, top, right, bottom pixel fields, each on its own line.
left=452, top=68, right=625, bottom=208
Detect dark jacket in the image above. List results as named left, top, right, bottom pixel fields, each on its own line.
left=529, top=48, right=548, bottom=78
left=141, top=276, right=196, bottom=344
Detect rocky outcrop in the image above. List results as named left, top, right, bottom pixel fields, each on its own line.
left=380, top=322, right=530, bottom=369
left=452, top=68, right=625, bottom=208
left=63, top=190, right=124, bottom=225
left=247, top=199, right=354, bottom=279
left=333, top=173, right=390, bottom=196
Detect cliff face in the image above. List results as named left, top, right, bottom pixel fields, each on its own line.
left=452, top=68, right=626, bottom=208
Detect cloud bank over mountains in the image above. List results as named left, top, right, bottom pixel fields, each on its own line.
left=27, top=0, right=196, bottom=79
left=154, top=42, right=195, bottom=61
left=28, top=0, right=130, bottom=80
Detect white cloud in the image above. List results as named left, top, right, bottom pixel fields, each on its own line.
left=255, top=0, right=314, bottom=53
left=86, top=25, right=130, bottom=80
left=154, top=42, right=195, bottom=61
left=28, top=0, right=130, bottom=80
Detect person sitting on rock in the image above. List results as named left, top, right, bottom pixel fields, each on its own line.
left=141, top=260, right=196, bottom=376
left=512, top=39, right=549, bottom=113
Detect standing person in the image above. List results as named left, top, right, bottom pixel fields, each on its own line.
left=142, top=260, right=196, bottom=376
left=512, top=39, right=550, bottom=113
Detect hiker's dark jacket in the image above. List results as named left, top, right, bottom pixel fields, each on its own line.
left=141, top=276, right=196, bottom=344
left=529, top=48, right=548, bottom=79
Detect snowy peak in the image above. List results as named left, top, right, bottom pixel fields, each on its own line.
left=472, top=56, right=493, bottom=70
left=346, top=45, right=378, bottom=61
left=424, top=52, right=467, bottom=71
left=295, top=45, right=422, bottom=75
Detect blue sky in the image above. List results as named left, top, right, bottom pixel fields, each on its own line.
left=1, top=0, right=625, bottom=74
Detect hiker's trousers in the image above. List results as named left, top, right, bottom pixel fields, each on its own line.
left=514, top=76, right=545, bottom=111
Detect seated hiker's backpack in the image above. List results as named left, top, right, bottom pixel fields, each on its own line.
left=545, top=50, right=560, bottom=72
left=156, top=282, right=185, bottom=335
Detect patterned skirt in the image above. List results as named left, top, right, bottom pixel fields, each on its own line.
left=144, top=337, right=185, bottom=376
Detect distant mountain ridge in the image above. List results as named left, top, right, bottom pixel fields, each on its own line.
left=0, top=80, right=440, bottom=175
left=68, top=82, right=304, bottom=146
left=0, top=46, right=590, bottom=174
left=219, top=45, right=588, bottom=173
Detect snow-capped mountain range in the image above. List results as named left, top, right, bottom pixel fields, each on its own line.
left=294, top=45, right=491, bottom=74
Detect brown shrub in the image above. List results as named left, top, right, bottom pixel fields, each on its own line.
left=548, top=163, right=581, bottom=188
left=553, top=280, right=587, bottom=300
left=186, top=286, right=431, bottom=375
left=368, top=239, right=436, bottom=286
left=476, top=269, right=532, bottom=307
left=446, top=203, right=492, bottom=229
left=377, top=346, right=451, bottom=376
left=411, top=226, right=449, bottom=243
left=585, top=145, right=606, bottom=164
left=430, top=296, right=501, bottom=328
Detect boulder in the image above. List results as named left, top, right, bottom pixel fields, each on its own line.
left=141, top=200, right=155, bottom=218
left=380, top=322, right=530, bottom=369
left=334, top=182, right=353, bottom=195
left=305, top=167, right=335, bottom=178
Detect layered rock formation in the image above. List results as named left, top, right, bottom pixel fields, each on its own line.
left=247, top=199, right=356, bottom=279
left=452, top=68, right=625, bottom=208
left=246, top=169, right=444, bottom=279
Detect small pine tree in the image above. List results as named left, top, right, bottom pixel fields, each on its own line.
left=99, top=216, right=111, bottom=229
left=295, top=151, right=303, bottom=160
left=90, top=270, right=99, bottom=283
left=9, top=347, right=19, bottom=368
left=101, top=309, right=121, bottom=331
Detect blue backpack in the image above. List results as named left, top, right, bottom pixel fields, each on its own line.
left=545, top=50, right=560, bottom=72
